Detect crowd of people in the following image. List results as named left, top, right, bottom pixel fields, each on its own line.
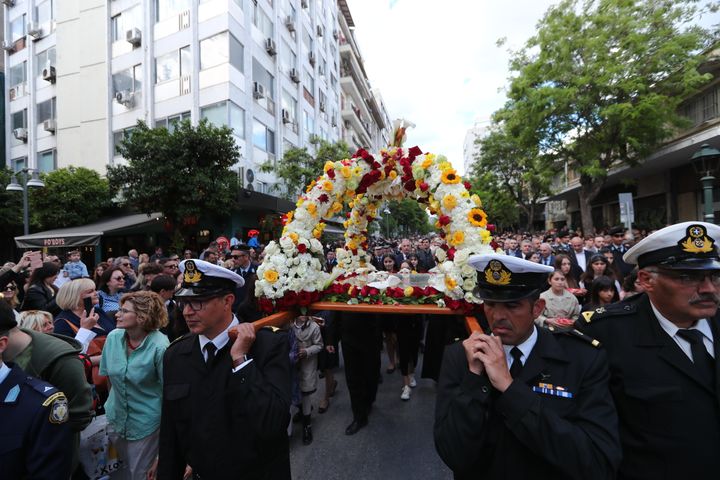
left=1, top=219, right=719, bottom=479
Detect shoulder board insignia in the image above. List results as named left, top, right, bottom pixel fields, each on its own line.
left=595, top=307, right=606, bottom=314
left=42, top=391, right=66, bottom=407
left=26, top=376, right=58, bottom=397
left=582, top=311, right=594, bottom=323
left=263, top=326, right=281, bottom=333
left=550, top=327, right=601, bottom=347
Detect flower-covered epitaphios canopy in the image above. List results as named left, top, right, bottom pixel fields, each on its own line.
left=255, top=124, right=495, bottom=313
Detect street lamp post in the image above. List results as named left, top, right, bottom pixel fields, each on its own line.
left=6, top=168, right=45, bottom=236
left=691, top=144, right=720, bottom=223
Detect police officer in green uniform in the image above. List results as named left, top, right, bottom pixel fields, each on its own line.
left=434, top=254, right=620, bottom=479
left=579, top=222, right=720, bottom=479
left=158, top=259, right=291, bottom=480
left=0, top=301, right=72, bottom=479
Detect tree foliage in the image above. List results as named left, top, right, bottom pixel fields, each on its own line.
left=30, top=167, right=113, bottom=230
left=261, top=137, right=351, bottom=201
left=380, top=199, right=433, bottom=238
left=107, top=119, right=240, bottom=239
left=469, top=123, right=557, bottom=230
left=501, top=0, right=712, bottom=233
left=0, top=168, right=24, bottom=250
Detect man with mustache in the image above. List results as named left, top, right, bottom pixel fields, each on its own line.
left=434, top=254, right=620, bottom=479
left=579, top=222, right=720, bottom=479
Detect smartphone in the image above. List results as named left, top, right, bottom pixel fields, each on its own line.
left=29, top=251, right=42, bottom=270
left=83, top=297, right=94, bottom=317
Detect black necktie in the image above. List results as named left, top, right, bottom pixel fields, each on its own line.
left=509, top=347, right=524, bottom=378
left=204, top=343, right=217, bottom=363
left=676, top=329, right=715, bottom=384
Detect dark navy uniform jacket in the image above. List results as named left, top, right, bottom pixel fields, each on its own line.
left=0, top=362, right=72, bottom=479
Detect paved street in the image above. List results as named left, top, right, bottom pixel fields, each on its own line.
left=289, top=351, right=454, bottom=480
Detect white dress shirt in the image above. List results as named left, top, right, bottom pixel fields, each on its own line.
left=198, top=316, right=253, bottom=372
left=651, top=301, right=715, bottom=361
left=502, top=325, right=538, bottom=369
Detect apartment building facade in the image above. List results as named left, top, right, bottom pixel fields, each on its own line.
left=4, top=0, right=390, bottom=196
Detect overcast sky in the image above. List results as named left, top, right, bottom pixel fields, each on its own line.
left=345, top=0, right=557, bottom=174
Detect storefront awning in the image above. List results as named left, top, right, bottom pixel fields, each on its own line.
left=14, top=212, right=164, bottom=248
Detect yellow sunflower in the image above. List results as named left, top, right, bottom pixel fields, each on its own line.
left=442, top=194, right=458, bottom=210
left=468, top=208, right=488, bottom=228
left=263, top=270, right=279, bottom=283
left=421, top=157, right=433, bottom=169
left=441, top=169, right=461, bottom=185
left=449, top=230, right=465, bottom=246
left=322, top=180, right=334, bottom=192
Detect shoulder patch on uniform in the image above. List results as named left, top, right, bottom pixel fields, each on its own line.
left=42, top=391, right=66, bottom=407
left=3, top=384, right=20, bottom=403
left=46, top=393, right=69, bottom=424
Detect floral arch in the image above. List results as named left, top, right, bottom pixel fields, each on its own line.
left=255, top=144, right=495, bottom=313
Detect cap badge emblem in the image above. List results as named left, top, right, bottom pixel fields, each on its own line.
left=485, top=260, right=511, bottom=286
left=679, top=224, right=714, bottom=254
left=183, top=260, right=202, bottom=283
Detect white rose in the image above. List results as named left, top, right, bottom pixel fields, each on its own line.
left=435, top=249, right=447, bottom=262
left=462, top=279, right=476, bottom=291
left=279, top=236, right=294, bottom=250
left=310, top=238, right=323, bottom=253
left=454, top=249, right=470, bottom=265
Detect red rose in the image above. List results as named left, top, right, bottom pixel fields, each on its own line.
left=387, top=287, right=404, bottom=298
left=399, top=157, right=411, bottom=168
left=360, top=286, right=371, bottom=296
left=327, top=169, right=335, bottom=179
left=408, top=146, right=422, bottom=157
left=447, top=248, right=456, bottom=261
left=438, top=215, right=451, bottom=226
left=353, top=148, right=368, bottom=159
left=403, top=180, right=416, bottom=192
left=297, top=243, right=307, bottom=253
left=445, top=297, right=461, bottom=311
left=463, top=181, right=472, bottom=190
left=419, top=182, right=429, bottom=192
left=258, top=297, right=274, bottom=313
left=487, top=224, right=496, bottom=232
left=369, top=287, right=380, bottom=296
left=318, top=194, right=329, bottom=203
left=424, top=287, right=439, bottom=296
left=372, top=162, right=381, bottom=169
left=298, top=290, right=313, bottom=306
left=277, top=291, right=298, bottom=309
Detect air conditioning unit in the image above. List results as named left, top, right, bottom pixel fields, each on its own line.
left=179, top=10, right=190, bottom=29
left=301, top=0, right=308, bottom=8
left=282, top=109, right=291, bottom=124
left=319, top=101, right=326, bottom=112
left=265, top=38, right=276, bottom=56
left=42, top=64, right=56, bottom=83
left=333, top=29, right=339, bottom=40
left=9, top=86, right=17, bottom=101
left=285, top=15, right=295, bottom=32
left=289, top=68, right=300, bottom=83
left=2, top=0, right=15, bottom=7
left=253, top=82, right=265, bottom=99
left=2, top=41, right=14, bottom=51
left=126, top=28, right=142, bottom=46
left=43, top=119, right=56, bottom=133
left=13, top=128, right=27, bottom=141
left=27, top=22, right=42, bottom=39
left=316, top=25, right=323, bottom=37
left=115, top=90, right=134, bottom=107
left=180, top=75, right=191, bottom=95
left=308, top=52, right=316, bottom=66
left=331, top=118, right=337, bottom=127
left=318, top=65, right=325, bottom=76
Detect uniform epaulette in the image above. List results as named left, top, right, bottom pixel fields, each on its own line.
left=262, top=326, right=282, bottom=333
left=579, top=302, right=637, bottom=325
left=547, top=325, right=602, bottom=348
left=24, top=376, right=59, bottom=398
left=167, top=332, right=193, bottom=349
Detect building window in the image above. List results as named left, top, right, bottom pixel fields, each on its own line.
left=200, top=32, right=244, bottom=72
left=252, top=119, right=275, bottom=153
left=302, top=28, right=313, bottom=55
left=200, top=101, right=245, bottom=137
left=113, top=128, right=135, bottom=156
left=281, top=90, right=297, bottom=119
left=35, top=0, right=54, bottom=29
left=155, top=46, right=191, bottom=83
left=111, top=7, right=142, bottom=42
left=156, top=111, right=191, bottom=132
left=12, top=158, right=27, bottom=173
left=37, top=150, right=56, bottom=173
left=9, top=62, right=26, bottom=87
left=252, top=3, right=274, bottom=37
left=10, top=15, right=26, bottom=43
left=280, top=39, right=296, bottom=73
left=36, top=98, right=56, bottom=124
left=304, top=111, right=315, bottom=136
left=155, top=0, right=191, bottom=22
left=252, top=58, right=275, bottom=99
left=113, top=65, right=143, bottom=94
left=11, top=110, right=27, bottom=146
left=304, top=68, right=314, bottom=93
left=35, top=47, right=56, bottom=76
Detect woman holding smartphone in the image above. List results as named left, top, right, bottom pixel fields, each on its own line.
left=20, top=261, right=61, bottom=315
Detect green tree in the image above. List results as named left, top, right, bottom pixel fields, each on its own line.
left=0, top=168, right=25, bottom=252
left=30, top=167, right=113, bottom=231
left=503, top=0, right=712, bottom=234
left=261, top=137, right=351, bottom=201
left=470, top=122, right=557, bottom=230
left=107, top=119, right=240, bottom=247
left=382, top=199, right=433, bottom=238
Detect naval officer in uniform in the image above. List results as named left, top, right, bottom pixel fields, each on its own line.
left=579, top=222, right=720, bottom=479
left=434, top=254, right=620, bottom=479
left=158, top=259, right=291, bottom=480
